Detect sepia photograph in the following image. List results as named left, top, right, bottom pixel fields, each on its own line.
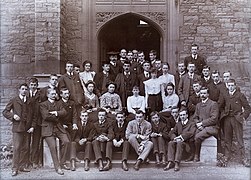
left=0, top=0, right=250, bottom=179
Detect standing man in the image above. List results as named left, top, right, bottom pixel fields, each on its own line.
left=126, top=110, right=153, bottom=171
left=115, top=60, right=138, bottom=107
left=184, top=43, right=206, bottom=76
left=40, top=88, right=70, bottom=175
left=111, top=112, right=130, bottom=171
left=58, top=61, right=85, bottom=114
left=108, top=51, right=120, bottom=76
left=40, top=74, right=60, bottom=102
left=2, top=83, right=34, bottom=176
left=92, top=109, right=114, bottom=171
left=219, top=79, right=251, bottom=167
left=137, top=60, right=151, bottom=96
left=192, top=87, right=219, bottom=162
left=174, top=61, right=186, bottom=93
left=164, top=108, right=196, bottom=171
left=178, top=61, right=201, bottom=107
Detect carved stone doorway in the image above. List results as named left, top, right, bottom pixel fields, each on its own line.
left=97, top=13, right=162, bottom=69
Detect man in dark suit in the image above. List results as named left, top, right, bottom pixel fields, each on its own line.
left=187, top=80, right=202, bottom=117
left=125, top=110, right=153, bottom=170
left=2, top=83, right=35, bottom=176
left=115, top=60, right=138, bottom=107
left=58, top=88, right=79, bottom=171
left=174, top=61, right=186, bottom=93
left=178, top=61, right=201, bottom=106
left=192, top=87, right=219, bottom=162
left=201, top=65, right=220, bottom=102
left=184, top=43, right=206, bottom=76
left=28, top=78, right=43, bottom=169
left=70, top=110, right=94, bottom=171
left=111, top=112, right=130, bottom=171
left=137, top=60, right=151, bottom=96
left=92, top=109, right=114, bottom=171
left=94, top=61, right=115, bottom=96
left=40, top=74, right=60, bottom=102
left=108, top=51, right=120, bottom=76
left=150, top=111, right=170, bottom=165
left=219, top=79, right=251, bottom=167
left=58, top=61, right=85, bottom=114
left=40, top=88, right=70, bottom=175
left=164, top=108, right=196, bottom=171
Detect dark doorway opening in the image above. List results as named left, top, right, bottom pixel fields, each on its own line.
left=98, top=13, right=162, bottom=69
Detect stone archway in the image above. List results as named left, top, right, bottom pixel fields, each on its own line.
left=97, top=12, right=164, bottom=69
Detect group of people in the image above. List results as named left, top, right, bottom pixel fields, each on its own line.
left=2, top=44, right=251, bottom=176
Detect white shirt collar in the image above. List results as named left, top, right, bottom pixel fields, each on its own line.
left=67, top=72, right=73, bottom=76
left=202, top=98, right=209, bottom=104
left=204, top=76, right=210, bottom=81
left=19, top=94, right=26, bottom=102
left=182, top=119, right=189, bottom=125
left=62, top=98, right=68, bottom=103
left=192, top=54, right=198, bottom=59
left=110, top=61, right=116, bottom=66
left=229, top=90, right=236, bottom=96
left=124, top=71, right=131, bottom=76
left=48, top=98, right=55, bottom=103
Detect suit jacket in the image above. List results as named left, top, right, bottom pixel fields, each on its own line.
left=74, top=121, right=94, bottom=142
left=40, top=86, right=60, bottom=103
left=2, top=96, right=34, bottom=133
left=184, top=55, right=206, bottom=75
left=174, top=72, right=186, bottom=93
left=178, top=73, right=201, bottom=103
left=169, top=120, right=196, bottom=142
left=125, top=119, right=152, bottom=140
left=112, top=120, right=128, bottom=141
left=29, top=89, right=43, bottom=126
left=58, top=73, right=84, bottom=105
left=192, top=99, right=219, bottom=128
left=137, top=73, right=150, bottom=96
left=201, top=78, right=220, bottom=102
left=115, top=72, right=138, bottom=106
left=94, top=72, right=115, bottom=96
left=92, top=120, right=114, bottom=140
left=219, top=90, right=251, bottom=124
left=151, top=121, right=170, bottom=140
left=109, top=63, right=120, bottom=77
left=187, top=92, right=200, bottom=116
left=58, top=99, right=78, bottom=127
left=40, top=100, right=67, bottom=137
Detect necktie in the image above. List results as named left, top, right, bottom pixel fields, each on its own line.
left=146, top=73, right=149, bottom=78
left=138, top=124, right=141, bottom=134
left=22, top=96, right=25, bottom=102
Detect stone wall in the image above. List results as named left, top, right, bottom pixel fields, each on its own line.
left=179, top=0, right=251, bottom=101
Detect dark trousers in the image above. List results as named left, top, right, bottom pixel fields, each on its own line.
left=224, top=116, right=245, bottom=159
left=152, top=136, right=166, bottom=155
left=113, top=140, right=130, bottom=161
left=30, top=125, right=42, bottom=165
left=167, top=141, right=185, bottom=163
left=44, top=127, right=70, bottom=170
left=12, top=132, right=26, bottom=171
left=92, top=140, right=113, bottom=162
left=69, top=141, right=92, bottom=161
left=19, top=132, right=31, bottom=168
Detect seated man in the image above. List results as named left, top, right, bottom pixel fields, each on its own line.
left=164, top=108, right=196, bottom=171
left=125, top=110, right=153, bottom=171
left=70, top=110, right=93, bottom=171
left=39, top=88, right=70, bottom=175
left=192, top=87, right=219, bottom=162
left=150, top=111, right=170, bottom=166
left=111, top=111, right=130, bottom=171
left=92, top=109, right=114, bottom=171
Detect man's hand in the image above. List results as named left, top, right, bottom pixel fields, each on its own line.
left=196, top=122, right=203, bottom=130
left=181, top=101, right=186, bottom=106
left=63, top=124, right=68, bottom=129
left=138, top=145, right=144, bottom=154
left=27, top=127, right=34, bottom=133
left=72, top=124, right=78, bottom=130
left=150, top=132, right=158, bottom=138
left=13, top=114, right=20, bottom=121
left=79, top=138, right=87, bottom=145
left=49, top=111, right=58, bottom=116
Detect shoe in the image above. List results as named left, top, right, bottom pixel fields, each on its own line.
left=98, top=159, right=104, bottom=171
left=84, top=159, right=90, bottom=171
left=164, top=161, right=174, bottom=171
left=122, top=161, right=128, bottom=171
left=134, top=159, right=142, bottom=171
left=32, top=163, right=38, bottom=169
left=193, top=155, right=200, bottom=162
left=71, top=160, right=76, bottom=171
left=61, top=164, right=70, bottom=170
left=185, top=155, right=194, bottom=162
left=145, top=158, right=150, bottom=164
left=174, top=162, right=180, bottom=171
left=19, top=167, right=31, bottom=172
left=11, top=170, right=18, bottom=176
left=103, top=159, right=112, bottom=171
left=56, top=168, right=64, bottom=175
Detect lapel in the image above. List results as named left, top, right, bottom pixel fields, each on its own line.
left=16, top=96, right=23, bottom=105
